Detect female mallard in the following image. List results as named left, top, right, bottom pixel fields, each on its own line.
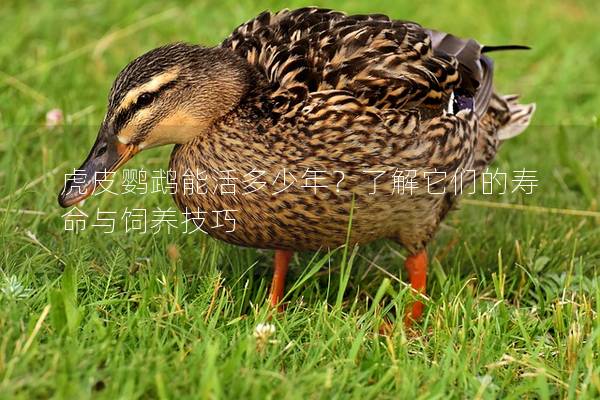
left=59, top=7, right=534, bottom=321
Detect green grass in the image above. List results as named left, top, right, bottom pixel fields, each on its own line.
left=1, top=0, right=599, bottom=398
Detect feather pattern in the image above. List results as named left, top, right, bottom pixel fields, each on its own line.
left=166, top=7, right=535, bottom=253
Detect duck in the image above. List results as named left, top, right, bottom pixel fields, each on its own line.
left=58, top=7, right=535, bottom=322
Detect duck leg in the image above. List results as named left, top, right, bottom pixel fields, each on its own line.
left=404, top=250, right=428, bottom=324
left=269, top=250, right=293, bottom=310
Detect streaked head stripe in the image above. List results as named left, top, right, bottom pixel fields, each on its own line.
left=114, top=67, right=180, bottom=114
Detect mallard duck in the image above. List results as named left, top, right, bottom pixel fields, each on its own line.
left=58, top=7, right=535, bottom=322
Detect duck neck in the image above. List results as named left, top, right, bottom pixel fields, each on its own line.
left=184, top=46, right=260, bottom=126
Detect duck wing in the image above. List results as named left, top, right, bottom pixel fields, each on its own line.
left=221, top=7, right=462, bottom=116
left=221, top=8, right=534, bottom=181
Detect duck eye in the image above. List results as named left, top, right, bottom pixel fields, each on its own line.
left=136, top=92, right=154, bottom=107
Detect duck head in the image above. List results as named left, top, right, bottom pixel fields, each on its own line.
left=58, top=43, right=252, bottom=207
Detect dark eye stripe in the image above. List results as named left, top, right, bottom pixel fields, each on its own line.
left=112, top=107, right=136, bottom=134
left=111, top=79, right=178, bottom=135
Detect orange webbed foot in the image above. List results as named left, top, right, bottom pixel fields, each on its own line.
left=268, top=250, right=293, bottom=312
left=403, top=250, right=428, bottom=326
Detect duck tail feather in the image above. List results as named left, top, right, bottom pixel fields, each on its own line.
left=497, top=96, right=536, bottom=140
left=482, top=45, right=531, bottom=53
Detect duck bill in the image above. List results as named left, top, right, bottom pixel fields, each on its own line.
left=58, top=134, right=138, bottom=208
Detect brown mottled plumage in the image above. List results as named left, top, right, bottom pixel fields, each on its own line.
left=59, top=7, right=535, bottom=318
left=168, top=8, right=535, bottom=253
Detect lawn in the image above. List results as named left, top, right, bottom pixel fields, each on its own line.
left=1, top=0, right=599, bottom=398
